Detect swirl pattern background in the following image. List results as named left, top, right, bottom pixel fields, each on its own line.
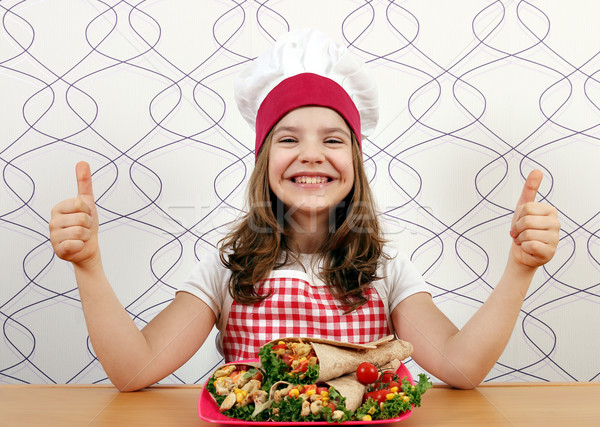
left=1, top=0, right=599, bottom=385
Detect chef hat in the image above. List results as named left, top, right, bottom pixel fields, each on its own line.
left=234, top=28, right=379, bottom=158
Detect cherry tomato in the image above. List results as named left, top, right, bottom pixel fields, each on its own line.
left=356, top=362, right=379, bottom=385
left=363, top=390, right=377, bottom=402
left=380, top=371, right=396, bottom=384
left=327, top=402, right=337, bottom=411
left=271, top=343, right=288, bottom=351
left=373, top=389, right=389, bottom=404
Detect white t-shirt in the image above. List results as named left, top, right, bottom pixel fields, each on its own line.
left=177, top=246, right=430, bottom=357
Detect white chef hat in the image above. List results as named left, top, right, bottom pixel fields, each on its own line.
left=234, top=28, right=379, bottom=158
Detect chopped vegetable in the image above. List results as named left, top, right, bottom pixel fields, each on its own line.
left=259, top=341, right=319, bottom=388
left=270, top=383, right=352, bottom=423
left=206, top=364, right=270, bottom=421
left=355, top=372, right=433, bottom=420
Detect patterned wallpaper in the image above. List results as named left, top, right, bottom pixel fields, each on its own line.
left=1, top=0, right=599, bottom=386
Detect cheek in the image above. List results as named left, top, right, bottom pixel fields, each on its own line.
left=338, top=157, right=354, bottom=184
left=267, top=156, right=284, bottom=189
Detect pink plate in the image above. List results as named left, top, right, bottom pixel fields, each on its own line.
left=198, top=359, right=414, bottom=425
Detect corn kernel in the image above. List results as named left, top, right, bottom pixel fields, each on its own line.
left=320, top=391, right=329, bottom=398
left=403, top=395, right=410, bottom=402
left=306, top=389, right=316, bottom=397
left=278, top=341, right=285, bottom=345
left=368, top=406, right=376, bottom=415
left=234, top=388, right=242, bottom=394
left=299, top=356, right=307, bottom=363
left=289, top=388, right=300, bottom=398
left=386, top=393, right=395, bottom=400
left=390, top=386, right=399, bottom=393
left=362, top=415, right=372, bottom=422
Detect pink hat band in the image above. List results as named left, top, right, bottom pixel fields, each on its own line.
left=254, top=73, right=361, bottom=158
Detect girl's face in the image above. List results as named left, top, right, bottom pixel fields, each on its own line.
left=268, top=106, right=354, bottom=228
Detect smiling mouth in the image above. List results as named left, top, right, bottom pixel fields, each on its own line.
left=291, top=176, right=332, bottom=184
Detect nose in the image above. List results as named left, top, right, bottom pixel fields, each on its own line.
left=298, top=139, right=325, bottom=164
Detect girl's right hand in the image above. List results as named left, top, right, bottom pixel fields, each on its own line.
left=49, top=161, right=100, bottom=269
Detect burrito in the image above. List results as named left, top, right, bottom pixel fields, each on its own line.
left=258, top=336, right=413, bottom=388
left=259, top=358, right=404, bottom=422
left=326, top=359, right=401, bottom=412
left=205, top=362, right=270, bottom=421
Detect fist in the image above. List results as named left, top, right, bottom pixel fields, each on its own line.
left=49, top=161, right=100, bottom=267
left=509, top=170, right=560, bottom=269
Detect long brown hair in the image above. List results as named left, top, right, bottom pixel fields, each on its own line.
left=219, top=131, right=388, bottom=312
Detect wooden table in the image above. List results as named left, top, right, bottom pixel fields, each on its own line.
left=1, top=382, right=598, bottom=426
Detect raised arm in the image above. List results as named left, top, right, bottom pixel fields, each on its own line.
left=393, top=170, right=560, bottom=389
left=49, top=161, right=215, bottom=391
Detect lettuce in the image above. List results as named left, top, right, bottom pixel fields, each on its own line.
left=258, top=343, right=290, bottom=389
left=258, top=344, right=320, bottom=388
left=403, top=373, right=433, bottom=407
left=288, top=363, right=319, bottom=384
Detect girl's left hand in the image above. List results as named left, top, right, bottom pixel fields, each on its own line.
left=509, top=170, right=560, bottom=269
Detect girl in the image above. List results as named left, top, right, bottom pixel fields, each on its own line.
left=49, top=29, right=560, bottom=392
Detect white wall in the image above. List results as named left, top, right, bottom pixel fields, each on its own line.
left=1, top=0, right=599, bottom=385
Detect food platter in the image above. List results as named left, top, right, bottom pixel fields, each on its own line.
left=198, top=359, right=415, bottom=425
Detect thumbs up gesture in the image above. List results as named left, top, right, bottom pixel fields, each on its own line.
left=509, top=170, right=560, bottom=269
left=49, top=161, right=100, bottom=268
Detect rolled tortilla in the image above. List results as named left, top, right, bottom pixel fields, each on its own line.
left=261, top=335, right=412, bottom=383
left=311, top=338, right=412, bottom=382
left=206, top=362, right=266, bottom=412
left=259, top=359, right=401, bottom=417
left=325, top=359, right=401, bottom=411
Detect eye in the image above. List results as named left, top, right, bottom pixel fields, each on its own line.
left=279, top=138, right=297, bottom=143
left=325, top=138, right=344, bottom=144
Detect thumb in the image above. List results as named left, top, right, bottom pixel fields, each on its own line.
left=76, top=161, right=95, bottom=200
left=510, top=169, right=543, bottom=236
left=516, top=169, right=543, bottom=207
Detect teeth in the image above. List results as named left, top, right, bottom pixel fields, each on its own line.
left=294, top=176, right=329, bottom=184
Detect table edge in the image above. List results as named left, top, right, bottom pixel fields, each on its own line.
left=1, top=382, right=598, bottom=390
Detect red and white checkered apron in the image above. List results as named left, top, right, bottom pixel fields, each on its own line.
left=221, top=275, right=391, bottom=361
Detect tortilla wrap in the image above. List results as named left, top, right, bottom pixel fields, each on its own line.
left=261, top=335, right=411, bottom=383
left=260, top=359, right=401, bottom=417
left=325, top=359, right=401, bottom=411
left=206, top=361, right=265, bottom=410
left=313, top=339, right=411, bottom=382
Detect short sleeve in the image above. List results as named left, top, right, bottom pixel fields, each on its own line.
left=176, top=252, right=231, bottom=322
left=380, top=247, right=431, bottom=311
